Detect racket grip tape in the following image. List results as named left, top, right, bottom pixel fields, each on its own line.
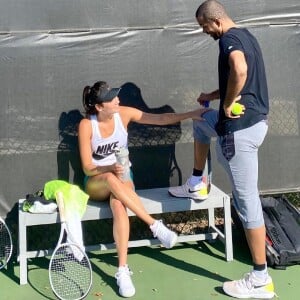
left=55, top=191, right=66, bottom=222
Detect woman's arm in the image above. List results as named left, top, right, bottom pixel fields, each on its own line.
left=78, top=118, right=112, bottom=176
left=120, top=106, right=208, bottom=126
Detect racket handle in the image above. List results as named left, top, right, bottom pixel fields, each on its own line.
left=203, top=100, right=209, bottom=108
left=56, top=191, right=66, bottom=222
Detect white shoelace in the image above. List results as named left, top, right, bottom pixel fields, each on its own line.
left=237, top=272, right=269, bottom=291
left=237, top=273, right=255, bottom=290
left=152, top=220, right=166, bottom=238
left=115, top=267, right=133, bottom=280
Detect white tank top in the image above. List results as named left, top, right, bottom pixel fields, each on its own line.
left=90, top=113, right=128, bottom=166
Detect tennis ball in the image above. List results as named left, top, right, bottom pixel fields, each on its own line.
left=231, top=103, right=243, bottom=115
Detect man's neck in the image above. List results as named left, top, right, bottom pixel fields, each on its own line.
left=222, top=19, right=236, bottom=34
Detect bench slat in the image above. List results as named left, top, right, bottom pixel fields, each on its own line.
left=19, top=185, right=229, bottom=225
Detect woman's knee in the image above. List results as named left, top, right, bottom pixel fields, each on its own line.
left=110, top=198, right=127, bottom=217
left=103, top=172, right=121, bottom=188
left=99, top=171, right=115, bottom=181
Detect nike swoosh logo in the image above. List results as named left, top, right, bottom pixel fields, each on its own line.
left=253, top=284, right=269, bottom=289
left=188, top=189, right=200, bottom=193
left=92, top=152, right=114, bottom=160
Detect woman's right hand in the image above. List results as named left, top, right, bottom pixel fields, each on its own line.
left=95, top=164, right=123, bottom=178
left=112, top=163, right=125, bottom=179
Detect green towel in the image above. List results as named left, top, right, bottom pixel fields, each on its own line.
left=44, top=180, right=89, bottom=219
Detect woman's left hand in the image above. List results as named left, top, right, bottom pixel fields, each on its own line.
left=192, top=108, right=213, bottom=121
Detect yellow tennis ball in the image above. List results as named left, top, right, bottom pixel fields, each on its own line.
left=231, top=103, right=243, bottom=115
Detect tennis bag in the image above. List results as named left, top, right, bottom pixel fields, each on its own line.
left=261, top=195, right=300, bottom=269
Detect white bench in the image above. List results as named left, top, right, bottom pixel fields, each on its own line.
left=18, top=185, right=233, bottom=285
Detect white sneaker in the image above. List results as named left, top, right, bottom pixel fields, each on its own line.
left=223, top=271, right=275, bottom=299
left=115, top=265, right=136, bottom=298
left=168, top=178, right=208, bottom=200
left=150, top=220, right=177, bottom=248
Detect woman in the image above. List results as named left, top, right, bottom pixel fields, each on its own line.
left=78, top=81, right=208, bottom=298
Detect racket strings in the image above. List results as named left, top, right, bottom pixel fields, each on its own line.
left=0, top=222, right=12, bottom=268
left=50, top=244, right=91, bottom=300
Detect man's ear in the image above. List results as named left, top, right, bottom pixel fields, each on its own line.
left=214, top=18, right=221, bottom=27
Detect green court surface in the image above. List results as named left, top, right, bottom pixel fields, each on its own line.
left=1, top=235, right=299, bottom=300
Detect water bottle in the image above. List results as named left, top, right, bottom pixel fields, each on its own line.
left=115, top=147, right=131, bottom=181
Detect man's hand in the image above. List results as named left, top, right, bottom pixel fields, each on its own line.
left=197, top=93, right=211, bottom=106
left=223, top=95, right=245, bottom=118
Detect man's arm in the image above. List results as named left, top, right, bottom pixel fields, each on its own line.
left=223, top=50, right=247, bottom=117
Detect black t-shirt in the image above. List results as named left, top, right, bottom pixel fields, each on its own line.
left=216, top=27, right=269, bottom=136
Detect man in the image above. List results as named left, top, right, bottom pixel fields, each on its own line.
left=169, top=1, right=275, bottom=299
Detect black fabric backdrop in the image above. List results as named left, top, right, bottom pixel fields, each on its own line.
left=1, top=0, right=300, bottom=217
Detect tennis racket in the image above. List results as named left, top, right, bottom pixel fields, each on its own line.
left=0, top=216, right=13, bottom=270
left=49, top=192, right=92, bottom=300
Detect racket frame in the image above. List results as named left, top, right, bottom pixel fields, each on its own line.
left=0, top=216, right=13, bottom=270
left=49, top=192, right=92, bottom=300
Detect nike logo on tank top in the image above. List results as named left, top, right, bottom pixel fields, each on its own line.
left=90, top=113, right=128, bottom=166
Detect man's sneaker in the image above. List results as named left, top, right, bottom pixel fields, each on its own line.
left=150, top=220, right=177, bottom=248
left=223, top=271, right=275, bottom=299
left=168, top=178, right=208, bottom=200
left=115, top=265, right=136, bottom=298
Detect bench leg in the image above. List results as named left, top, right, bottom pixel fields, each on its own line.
left=208, top=207, right=215, bottom=228
left=223, top=196, right=233, bottom=261
left=18, top=211, right=28, bottom=285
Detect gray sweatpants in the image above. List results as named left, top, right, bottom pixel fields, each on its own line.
left=193, top=110, right=268, bottom=229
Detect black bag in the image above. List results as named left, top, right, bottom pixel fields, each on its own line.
left=261, top=195, right=300, bottom=269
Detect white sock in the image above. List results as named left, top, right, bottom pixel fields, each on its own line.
left=189, top=175, right=202, bottom=186
left=118, top=264, right=128, bottom=271
left=253, top=268, right=268, bottom=281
